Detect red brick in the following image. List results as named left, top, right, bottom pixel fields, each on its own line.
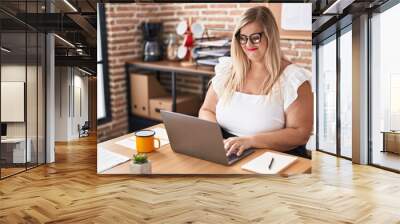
left=230, top=10, right=244, bottom=16
left=136, top=12, right=157, bottom=18
left=280, top=41, right=291, bottom=49
left=201, top=10, right=228, bottom=16
left=184, top=4, right=208, bottom=9
left=115, top=19, right=138, bottom=25
left=207, top=17, right=234, bottom=22
left=227, top=25, right=236, bottom=30
left=162, top=18, right=180, bottom=23
left=300, top=51, right=312, bottom=57
left=109, top=37, right=135, bottom=44
left=160, top=5, right=182, bottom=11
left=209, top=4, right=237, bottom=9
left=209, top=31, right=232, bottom=38
left=117, top=43, right=141, bottom=50
left=238, top=3, right=266, bottom=8
left=291, top=58, right=312, bottom=65
left=158, top=11, right=175, bottom=17
left=109, top=31, right=136, bottom=39
left=283, top=50, right=298, bottom=57
left=205, top=24, right=226, bottom=29
left=137, top=5, right=159, bottom=11
left=107, top=12, right=135, bottom=18
left=108, top=26, right=133, bottom=33
left=177, top=11, right=200, bottom=16
left=116, top=5, right=137, bottom=11
left=294, top=42, right=311, bottom=49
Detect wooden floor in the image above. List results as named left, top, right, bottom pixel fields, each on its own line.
left=1, top=167, right=25, bottom=178
left=372, top=150, right=400, bottom=171
left=1, top=135, right=400, bottom=223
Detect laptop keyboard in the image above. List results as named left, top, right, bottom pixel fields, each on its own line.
left=227, top=153, right=239, bottom=161
left=227, top=149, right=254, bottom=163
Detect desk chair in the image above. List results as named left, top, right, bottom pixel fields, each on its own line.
left=78, top=121, right=90, bottom=138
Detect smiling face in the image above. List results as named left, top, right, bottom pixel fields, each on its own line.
left=238, top=21, right=267, bottom=63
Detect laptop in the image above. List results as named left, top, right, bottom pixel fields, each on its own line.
left=160, top=110, right=254, bottom=166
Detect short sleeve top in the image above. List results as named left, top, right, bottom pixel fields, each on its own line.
left=212, top=57, right=312, bottom=136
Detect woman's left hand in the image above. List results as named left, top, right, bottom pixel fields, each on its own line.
left=224, top=137, right=253, bottom=156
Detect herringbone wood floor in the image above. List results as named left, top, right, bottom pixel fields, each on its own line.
left=1, top=134, right=400, bottom=223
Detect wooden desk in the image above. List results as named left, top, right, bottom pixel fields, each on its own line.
left=98, top=124, right=311, bottom=176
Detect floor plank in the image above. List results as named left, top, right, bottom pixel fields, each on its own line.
left=0, top=134, right=400, bottom=223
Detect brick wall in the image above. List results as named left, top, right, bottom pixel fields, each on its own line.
left=97, top=3, right=312, bottom=142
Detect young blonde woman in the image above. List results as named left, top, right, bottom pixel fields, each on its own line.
left=199, top=6, right=313, bottom=158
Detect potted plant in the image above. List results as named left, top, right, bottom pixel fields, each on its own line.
left=130, top=153, right=152, bottom=174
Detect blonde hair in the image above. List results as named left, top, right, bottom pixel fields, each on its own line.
left=220, top=6, right=283, bottom=102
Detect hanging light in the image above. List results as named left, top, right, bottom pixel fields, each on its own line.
left=54, top=34, right=75, bottom=48
left=63, top=0, right=78, bottom=12
left=78, top=67, right=93, bottom=76
left=1, top=47, right=11, bottom=53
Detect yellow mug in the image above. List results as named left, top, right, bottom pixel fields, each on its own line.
left=135, top=130, right=161, bottom=153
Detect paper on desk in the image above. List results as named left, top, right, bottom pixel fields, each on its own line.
left=241, top=152, right=298, bottom=174
left=97, top=146, right=130, bottom=173
left=115, top=127, right=169, bottom=151
left=152, top=127, right=169, bottom=140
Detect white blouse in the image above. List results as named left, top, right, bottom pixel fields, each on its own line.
left=212, top=57, right=312, bottom=137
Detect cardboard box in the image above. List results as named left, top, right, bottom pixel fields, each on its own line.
left=130, top=73, right=167, bottom=117
left=149, top=94, right=202, bottom=120
left=384, top=132, right=400, bottom=154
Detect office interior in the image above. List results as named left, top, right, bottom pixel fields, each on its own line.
left=0, top=0, right=97, bottom=179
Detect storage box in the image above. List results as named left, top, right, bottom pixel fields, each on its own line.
left=149, top=94, right=202, bottom=120
left=383, top=132, right=400, bottom=154
left=130, top=73, right=167, bottom=117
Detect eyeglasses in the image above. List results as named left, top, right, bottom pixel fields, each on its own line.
left=236, top=32, right=263, bottom=45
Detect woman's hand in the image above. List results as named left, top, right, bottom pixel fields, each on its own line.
left=224, top=136, right=253, bottom=156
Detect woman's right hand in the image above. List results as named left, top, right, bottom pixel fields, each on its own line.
left=224, top=136, right=253, bottom=156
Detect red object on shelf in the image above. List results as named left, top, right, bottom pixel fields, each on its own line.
left=180, top=18, right=196, bottom=65
left=184, top=32, right=194, bottom=47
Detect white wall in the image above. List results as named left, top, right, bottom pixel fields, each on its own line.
left=55, top=67, right=89, bottom=141
left=1, top=65, right=26, bottom=136
left=1, top=65, right=39, bottom=138
left=55, top=66, right=69, bottom=141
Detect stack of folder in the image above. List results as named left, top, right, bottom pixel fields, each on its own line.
left=193, top=38, right=231, bottom=66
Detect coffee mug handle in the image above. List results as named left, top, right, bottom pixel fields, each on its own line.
left=154, top=138, right=161, bottom=150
